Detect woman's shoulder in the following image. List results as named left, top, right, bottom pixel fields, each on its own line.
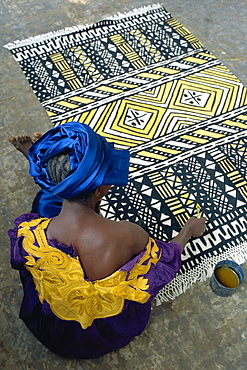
left=104, top=219, right=149, bottom=256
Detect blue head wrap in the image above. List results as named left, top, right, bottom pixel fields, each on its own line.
left=28, top=122, right=130, bottom=199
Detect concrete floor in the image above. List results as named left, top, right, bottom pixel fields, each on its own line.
left=1, top=0, right=247, bottom=369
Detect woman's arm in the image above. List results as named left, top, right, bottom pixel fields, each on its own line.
left=172, top=217, right=206, bottom=249
left=124, top=216, right=206, bottom=256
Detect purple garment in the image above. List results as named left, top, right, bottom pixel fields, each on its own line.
left=8, top=213, right=182, bottom=359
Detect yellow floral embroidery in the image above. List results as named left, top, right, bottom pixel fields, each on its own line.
left=18, top=218, right=160, bottom=329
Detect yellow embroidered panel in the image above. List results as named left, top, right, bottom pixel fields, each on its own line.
left=17, top=218, right=160, bottom=329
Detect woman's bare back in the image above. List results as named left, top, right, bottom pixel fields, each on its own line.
left=47, top=202, right=149, bottom=280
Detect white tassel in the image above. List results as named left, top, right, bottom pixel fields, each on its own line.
left=4, top=24, right=92, bottom=50
left=106, top=3, right=164, bottom=20
left=155, top=239, right=247, bottom=305
left=4, top=3, right=164, bottom=50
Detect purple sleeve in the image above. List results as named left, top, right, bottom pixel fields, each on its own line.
left=8, top=213, right=42, bottom=270
left=147, top=239, right=183, bottom=300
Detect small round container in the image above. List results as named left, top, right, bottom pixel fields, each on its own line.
left=210, top=260, right=244, bottom=297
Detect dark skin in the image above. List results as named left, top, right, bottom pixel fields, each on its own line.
left=9, top=134, right=207, bottom=280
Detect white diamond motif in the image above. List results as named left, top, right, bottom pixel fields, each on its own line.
left=124, top=108, right=152, bottom=129
left=181, top=89, right=210, bottom=107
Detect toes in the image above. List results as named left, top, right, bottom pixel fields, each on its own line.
left=18, top=135, right=27, bottom=143
left=8, top=136, right=16, bottom=143
left=33, top=132, right=42, bottom=138
left=8, top=134, right=33, bottom=149
left=8, top=136, right=20, bottom=148
left=16, top=135, right=32, bottom=144
left=32, top=132, right=42, bottom=143
left=24, top=134, right=32, bottom=142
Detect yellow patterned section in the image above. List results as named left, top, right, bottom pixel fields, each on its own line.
left=148, top=172, right=190, bottom=226
left=154, top=67, right=179, bottom=74
left=166, top=18, right=204, bottom=49
left=130, top=29, right=166, bottom=62
left=138, top=151, right=167, bottom=161
left=71, top=46, right=104, bottom=82
left=50, top=53, right=83, bottom=90
left=198, top=52, right=217, bottom=59
left=193, top=129, right=225, bottom=139
left=184, top=57, right=208, bottom=65
left=69, top=96, right=95, bottom=104
left=97, top=85, right=124, bottom=94
left=137, top=72, right=163, bottom=80
left=132, top=83, right=172, bottom=103
left=180, top=135, right=208, bottom=144
left=18, top=218, right=160, bottom=329
left=160, top=113, right=205, bottom=136
left=153, top=146, right=182, bottom=155
left=55, top=100, right=79, bottom=109
left=110, top=34, right=146, bottom=69
left=202, top=65, right=241, bottom=82
left=240, top=88, right=247, bottom=106
left=180, top=128, right=225, bottom=144
left=53, top=56, right=246, bottom=149
left=215, top=155, right=247, bottom=201
left=223, top=119, right=247, bottom=130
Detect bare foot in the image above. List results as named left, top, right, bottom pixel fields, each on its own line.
left=8, top=132, right=42, bottom=159
left=33, top=132, right=42, bottom=141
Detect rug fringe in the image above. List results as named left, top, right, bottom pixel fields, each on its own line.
left=3, top=3, right=164, bottom=50
left=3, top=24, right=93, bottom=50
left=155, top=239, right=247, bottom=305
left=106, top=3, right=163, bottom=20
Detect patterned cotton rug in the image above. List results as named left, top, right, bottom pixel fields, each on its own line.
left=5, top=4, right=247, bottom=303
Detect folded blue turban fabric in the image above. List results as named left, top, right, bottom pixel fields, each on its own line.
left=28, top=122, right=130, bottom=199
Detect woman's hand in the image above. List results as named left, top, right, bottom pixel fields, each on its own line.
left=183, top=217, right=207, bottom=238
left=172, top=217, right=207, bottom=249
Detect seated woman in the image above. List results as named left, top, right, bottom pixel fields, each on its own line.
left=8, top=122, right=206, bottom=359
